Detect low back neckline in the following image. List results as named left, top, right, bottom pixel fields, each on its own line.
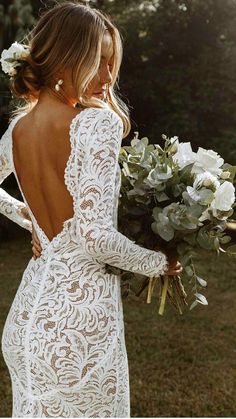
left=10, top=106, right=93, bottom=249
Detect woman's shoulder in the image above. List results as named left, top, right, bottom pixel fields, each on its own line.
left=79, top=105, right=121, bottom=120
left=79, top=106, right=123, bottom=133
left=0, top=112, right=26, bottom=148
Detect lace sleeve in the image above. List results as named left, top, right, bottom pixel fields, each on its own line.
left=76, top=108, right=169, bottom=277
left=0, top=128, right=32, bottom=232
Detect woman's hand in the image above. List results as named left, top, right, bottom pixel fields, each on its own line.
left=155, top=246, right=183, bottom=276
left=164, top=249, right=183, bottom=276
left=31, top=226, right=42, bottom=260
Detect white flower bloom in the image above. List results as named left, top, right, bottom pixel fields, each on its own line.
left=173, top=142, right=196, bottom=169
left=193, top=171, right=220, bottom=190
left=0, top=41, right=30, bottom=76
left=211, top=181, right=235, bottom=213
left=191, top=147, right=224, bottom=176
left=1, top=59, right=15, bottom=74
left=7, top=41, right=29, bottom=60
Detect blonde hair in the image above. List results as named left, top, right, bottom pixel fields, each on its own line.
left=10, top=1, right=131, bottom=137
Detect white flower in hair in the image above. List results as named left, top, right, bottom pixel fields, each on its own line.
left=0, top=41, right=30, bottom=76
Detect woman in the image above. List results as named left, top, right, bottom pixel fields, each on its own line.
left=0, top=2, right=182, bottom=417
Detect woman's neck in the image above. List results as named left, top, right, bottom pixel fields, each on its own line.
left=37, top=87, right=77, bottom=109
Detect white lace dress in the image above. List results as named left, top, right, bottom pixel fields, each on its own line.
left=0, top=107, right=168, bottom=418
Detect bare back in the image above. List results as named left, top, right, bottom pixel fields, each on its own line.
left=12, top=106, right=81, bottom=241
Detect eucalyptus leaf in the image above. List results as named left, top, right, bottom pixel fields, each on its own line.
left=155, top=192, right=169, bottom=202
left=196, top=226, right=215, bottom=250
left=196, top=276, right=207, bottom=287
left=179, top=252, right=192, bottom=267
left=190, top=300, right=198, bottom=310
left=214, top=237, right=220, bottom=250
left=152, top=207, right=163, bottom=221
left=151, top=221, right=174, bottom=241
left=194, top=292, right=208, bottom=305
left=220, top=235, right=232, bottom=244
left=185, top=266, right=193, bottom=277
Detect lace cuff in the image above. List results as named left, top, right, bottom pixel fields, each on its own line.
left=0, top=188, right=32, bottom=232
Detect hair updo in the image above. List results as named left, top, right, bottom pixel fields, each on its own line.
left=9, top=1, right=131, bottom=136
left=10, top=54, right=42, bottom=99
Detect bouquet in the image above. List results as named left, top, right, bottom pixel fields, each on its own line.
left=106, top=133, right=236, bottom=315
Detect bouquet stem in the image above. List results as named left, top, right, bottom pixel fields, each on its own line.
left=147, top=277, right=153, bottom=304
left=147, top=276, right=158, bottom=303
left=158, top=275, right=169, bottom=316
left=137, top=273, right=188, bottom=316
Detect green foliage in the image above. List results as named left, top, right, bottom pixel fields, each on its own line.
left=117, top=133, right=235, bottom=310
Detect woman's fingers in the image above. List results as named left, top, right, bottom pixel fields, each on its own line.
left=34, top=235, right=41, bottom=247
left=31, top=227, right=42, bottom=259
left=32, top=231, right=41, bottom=247
left=165, top=259, right=183, bottom=276
left=32, top=246, right=41, bottom=259
left=172, top=261, right=182, bottom=273
left=33, top=241, right=42, bottom=252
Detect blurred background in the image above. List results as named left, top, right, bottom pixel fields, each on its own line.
left=1, top=0, right=236, bottom=238
left=0, top=0, right=236, bottom=417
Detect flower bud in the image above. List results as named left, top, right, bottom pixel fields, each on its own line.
left=169, top=143, right=178, bottom=154
left=203, top=179, right=213, bottom=187
left=220, top=171, right=230, bottom=179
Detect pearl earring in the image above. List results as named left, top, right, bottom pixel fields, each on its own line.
left=55, top=79, right=64, bottom=91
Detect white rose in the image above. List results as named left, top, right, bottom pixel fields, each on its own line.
left=8, top=41, right=30, bottom=60
left=173, top=142, right=196, bottom=169
left=0, top=41, right=29, bottom=75
left=191, top=147, right=224, bottom=176
left=1, top=49, right=11, bottom=73
left=0, top=58, right=12, bottom=74
left=193, top=171, right=220, bottom=190
left=211, top=181, right=235, bottom=213
left=1, top=49, right=10, bottom=63
left=0, top=56, right=17, bottom=75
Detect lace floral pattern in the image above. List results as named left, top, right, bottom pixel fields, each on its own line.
left=0, top=115, right=32, bottom=232
left=75, top=108, right=169, bottom=277
left=1, top=107, right=168, bottom=418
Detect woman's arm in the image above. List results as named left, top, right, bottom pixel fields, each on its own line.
left=75, top=108, right=169, bottom=277
left=0, top=129, right=32, bottom=232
